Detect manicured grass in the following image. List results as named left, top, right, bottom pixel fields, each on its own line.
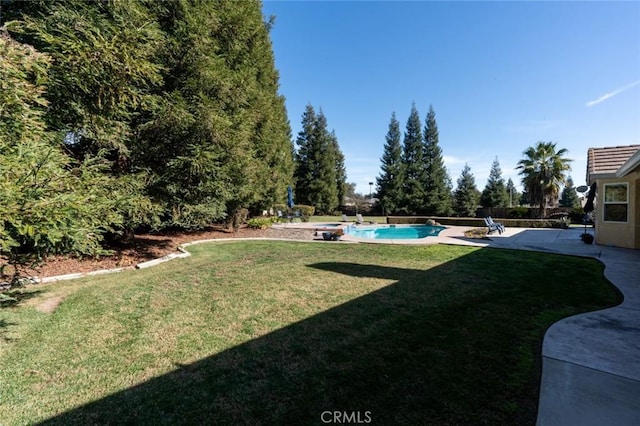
left=0, top=242, right=619, bottom=425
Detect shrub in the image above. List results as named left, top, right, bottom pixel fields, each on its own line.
left=508, top=207, right=529, bottom=218
left=247, top=217, right=273, bottom=230
left=293, top=204, right=315, bottom=220
left=568, top=207, right=585, bottom=224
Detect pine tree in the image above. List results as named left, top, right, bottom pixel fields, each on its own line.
left=480, top=157, right=510, bottom=208
left=294, top=106, right=344, bottom=214
left=332, top=131, right=347, bottom=207
left=453, top=164, right=480, bottom=217
left=294, top=104, right=317, bottom=206
left=423, top=105, right=452, bottom=216
left=559, top=176, right=580, bottom=208
left=376, top=112, right=404, bottom=215
left=309, top=110, right=339, bottom=214
left=401, top=103, right=426, bottom=214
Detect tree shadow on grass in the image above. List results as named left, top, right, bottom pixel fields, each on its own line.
left=37, top=249, right=616, bottom=426
left=1, top=288, right=43, bottom=309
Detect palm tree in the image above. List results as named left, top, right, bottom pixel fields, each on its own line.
left=516, top=141, right=572, bottom=218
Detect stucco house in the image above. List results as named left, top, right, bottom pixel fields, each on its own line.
left=586, top=144, right=640, bottom=249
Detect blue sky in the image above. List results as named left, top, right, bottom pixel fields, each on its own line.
left=262, top=0, right=640, bottom=195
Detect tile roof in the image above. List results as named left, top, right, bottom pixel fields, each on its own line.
left=587, top=144, right=640, bottom=177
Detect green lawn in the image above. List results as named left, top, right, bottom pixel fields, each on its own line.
left=0, top=242, right=619, bottom=425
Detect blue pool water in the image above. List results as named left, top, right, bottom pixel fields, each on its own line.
left=347, top=225, right=446, bottom=240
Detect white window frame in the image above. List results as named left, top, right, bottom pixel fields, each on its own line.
left=603, top=183, right=629, bottom=223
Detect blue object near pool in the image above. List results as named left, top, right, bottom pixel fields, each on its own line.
left=346, top=224, right=445, bottom=240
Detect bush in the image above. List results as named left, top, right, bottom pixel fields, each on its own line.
left=294, top=204, right=315, bottom=220
left=508, top=207, right=529, bottom=218
left=247, top=217, right=274, bottom=230
left=568, top=207, right=585, bottom=224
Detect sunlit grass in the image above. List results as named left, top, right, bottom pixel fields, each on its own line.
left=0, top=242, right=619, bottom=425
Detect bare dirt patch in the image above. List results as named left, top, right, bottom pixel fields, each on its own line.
left=36, top=296, right=64, bottom=313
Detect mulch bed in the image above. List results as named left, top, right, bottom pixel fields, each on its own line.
left=5, top=226, right=318, bottom=280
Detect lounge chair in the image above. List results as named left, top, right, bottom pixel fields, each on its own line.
left=356, top=214, right=374, bottom=225
left=488, top=216, right=505, bottom=233
left=342, top=214, right=350, bottom=222
left=484, top=216, right=504, bottom=234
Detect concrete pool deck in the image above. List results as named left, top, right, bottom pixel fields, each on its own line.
left=274, top=222, right=640, bottom=425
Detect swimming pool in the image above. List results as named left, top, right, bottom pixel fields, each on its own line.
left=346, top=224, right=446, bottom=240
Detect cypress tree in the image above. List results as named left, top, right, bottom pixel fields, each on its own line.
left=401, top=103, right=426, bottom=214
left=376, top=112, right=404, bottom=215
left=480, top=157, right=510, bottom=208
left=423, top=105, right=452, bottom=216
left=453, top=164, right=480, bottom=217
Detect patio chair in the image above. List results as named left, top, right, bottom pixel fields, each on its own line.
left=488, top=216, right=505, bottom=233
left=356, top=214, right=374, bottom=225
left=484, top=216, right=504, bottom=234
left=342, top=214, right=350, bottom=222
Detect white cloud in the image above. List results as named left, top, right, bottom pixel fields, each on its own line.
left=586, top=79, right=640, bottom=107
left=443, top=155, right=466, bottom=167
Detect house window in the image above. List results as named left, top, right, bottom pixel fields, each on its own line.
left=603, top=183, right=628, bottom=222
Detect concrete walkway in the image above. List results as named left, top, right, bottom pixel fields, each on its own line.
left=445, top=227, right=640, bottom=425
left=343, top=225, right=640, bottom=424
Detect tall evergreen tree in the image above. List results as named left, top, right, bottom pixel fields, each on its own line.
left=332, top=130, right=347, bottom=207
left=294, top=104, right=317, bottom=206
left=0, top=32, right=155, bottom=279
left=294, top=106, right=344, bottom=214
left=308, top=110, right=339, bottom=214
left=423, top=105, right=452, bottom=216
left=138, top=0, right=294, bottom=226
left=4, top=0, right=164, bottom=163
left=5, top=0, right=294, bottom=228
left=559, top=176, right=580, bottom=208
left=376, top=112, right=404, bottom=215
left=480, top=157, right=510, bottom=208
left=453, top=164, right=480, bottom=217
left=401, top=103, right=425, bottom=214
left=506, top=178, right=520, bottom=207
